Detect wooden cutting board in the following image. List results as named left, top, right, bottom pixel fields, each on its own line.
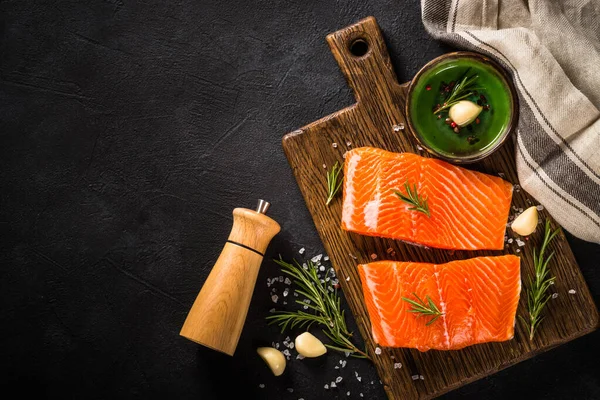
left=281, top=16, right=599, bottom=400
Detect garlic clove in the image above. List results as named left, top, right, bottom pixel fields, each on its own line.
left=294, top=332, right=327, bottom=358
left=256, top=347, right=286, bottom=376
left=448, top=100, right=483, bottom=127
left=511, top=206, right=539, bottom=236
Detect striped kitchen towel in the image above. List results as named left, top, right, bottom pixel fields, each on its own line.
left=421, top=0, right=600, bottom=244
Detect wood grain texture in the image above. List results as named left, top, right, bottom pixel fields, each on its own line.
left=281, top=16, right=599, bottom=400
left=180, top=208, right=280, bottom=355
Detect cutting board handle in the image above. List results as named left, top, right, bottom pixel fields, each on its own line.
left=326, top=16, right=400, bottom=106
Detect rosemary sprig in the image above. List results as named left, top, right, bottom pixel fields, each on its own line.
left=394, top=181, right=430, bottom=217
left=434, top=68, right=482, bottom=114
left=325, top=161, right=343, bottom=206
left=519, top=219, right=560, bottom=340
left=402, top=293, right=444, bottom=326
left=266, top=257, right=370, bottom=359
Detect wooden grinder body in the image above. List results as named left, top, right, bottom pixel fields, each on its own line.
left=180, top=207, right=280, bottom=355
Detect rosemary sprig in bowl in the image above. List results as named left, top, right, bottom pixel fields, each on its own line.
left=433, top=68, right=482, bottom=114
left=266, top=257, right=370, bottom=359
left=519, top=219, right=560, bottom=340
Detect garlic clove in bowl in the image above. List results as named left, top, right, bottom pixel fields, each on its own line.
left=294, top=332, right=327, bottom=358
left=449, top=100, right=483, bottom=127
left=511, top=206, right=539, bottom=236
left=256, top=347, right=286, bottom=376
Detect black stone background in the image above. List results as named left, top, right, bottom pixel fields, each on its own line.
left=1, top=1, right=599, bottom=399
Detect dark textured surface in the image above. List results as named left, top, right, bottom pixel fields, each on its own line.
left=0, top=1, right=598, bottom=399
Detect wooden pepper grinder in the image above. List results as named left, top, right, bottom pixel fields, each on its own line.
left=180, top=199, right=280, bottom=355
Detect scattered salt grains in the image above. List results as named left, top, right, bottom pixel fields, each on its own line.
left=293, top=292, right=298, bottom=297
left=283, top=349, right=291, bottom=356
left=394, top=362, right=402, bottom=369
left=322, top=164, right=327, bottom=169
left=296, top=354, right=305, bottom=360
left=299, top=247, right=305, bottom=254
left=285, top=277, right=292, bottom=285
left=269, top=308, right=276, bottom=313
left=287, top=388, right=294, bottom=393
left=508, top=238, right=514, bottom=244
left=336, top=377, right=343, bottom=383
left=516, top=239, right=526, bottom=247
left=303, top=305, right=309, bottom=309
left=302, top=263, right=308, bottom=270
left=569, top=289, right=577, bottom=294
left=360, top=394, right=364, bottom=398
left=393, top=123, right=405, bottom=132
left=375, top=347, right=382, bottom=355
left=275, top=343, right=280, bottom=349
left=347, top=392, right=351, bottom=396
left=346, top=276, right=351, bottom=281
left=420, top=375, right=425, bottom=380
left=346, top=141, right=352, bottom=147
left=289, top=342, right=294, bottom=349
left=330, top=382, right=337, bottom=388
left=516, top=249, right=521, bottom=253
left=349, top=253, right=358, bottom=260
left=271, top=295, right=279, bottom=303
left=259, top=384, right=265, bottom=389
left=335, top=366, right=340, bottom=369
left=283, top=288, right=289, bottom=297
left=552, top=293, right=559, bottom=299
left=498, top=172, right=506, bottom=178
left=355, top=371, right=362, bottom=382
left=417, top=145, right=423, bottom=151
left=324, top=384, right=329, bottom=390
left=312, top=254, right=323, bottom=263
left=279, top=276, right=284, bottom=282
left=332, top=142, right=338, bottom=148
left=412, top=375, right=420, bottom=381
left=319, top=266, right=326, bottom=272
left=536, top=205, right=544, bottom=211
left=341, top=360, right=347, bottom=368
left=371, top=253, right=378, bottom=260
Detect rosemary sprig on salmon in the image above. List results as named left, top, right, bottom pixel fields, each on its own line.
left=394, top=181, right=430, bottom=217
left=519, top=219, right=560, bottom=340
left=402, top=293, right=444, bottom=326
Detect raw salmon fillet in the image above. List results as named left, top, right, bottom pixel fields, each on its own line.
left=358, top=255, right=521, bottom=351
left=341, top=147, right=513, bottom=250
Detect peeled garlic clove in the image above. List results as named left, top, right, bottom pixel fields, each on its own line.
left=448, top=100, right=483, bottom=127
left=256, top=347, right=286, bottom=376
left=511, top=206, right=539, bottom=236
left=295, top=332, right=327, bottom=358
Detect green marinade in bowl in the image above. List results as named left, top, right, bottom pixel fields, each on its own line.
left=406, top=52, right=518, bottom=163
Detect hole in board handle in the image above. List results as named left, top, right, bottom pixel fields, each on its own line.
left=349, top=38, right=369, bottom=57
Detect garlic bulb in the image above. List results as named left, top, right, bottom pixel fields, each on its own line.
left=294, top=332, right=327, bottom=358
left=511, top=206, right=539, bottom=236
left=448, top=100, right=482, bottom=127
left=256, top=347, right=286, bottom=376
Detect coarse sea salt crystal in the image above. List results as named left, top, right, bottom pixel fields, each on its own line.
left=569, top=289, right=576, bottom=294
left=283, top=349, right=291, bottom=356
left=322, top=164, right=327, bottom=169
left=330, top=382, right=337, bottom=388
left=303, top=305, right=308, bottom=309
left=360, top=394, right=364, bottom=398
left=312, top=254, right=323, bottom=263
left=417, top=145, right=423, bottom=151
left=375, top=347, right=382, bottom=355
left=259, top=384, right=265, bottom=388
left=420, top=375, right=424, bottom=380
left=412, top=375, right=419, bottom=381
left=346, top=276, right=351, bottom=281
left=332, top=142, right=338, bottom=148
left=283, top=289, right=289, bottom=297
left=299, top=247, right=305, bottom=254
left=336, top=377, right=343, bottom=383
left=349, top=253, right=357, bottom=260
left=394, top=363, right=402, bottom=369
left=516, top=239, right=525, bottom=247
left=285, top=277, right=291, bottom=285
left=347, top=392, right=351, bottom=396
left=324, top=256, right=330, bottom=261
left=552, top=293, right=559, bottom=299
left=341, top=360, right=347, bottom=368
left=287, top=388, right=293, bottom=393
left=536, top=205, right=544, bottom=211
left=335, top=365, right=339, bottom=369
left=324, top=384, right=329, bottom=389
left=271, top=295, right=278, bottom=303
left=319, top=266, right=325, bottom=272
left=346, top=141, right=352, bottom=147
left=516, top=249, right=521, bottom=253
left=289, top=342, right=294, bottom=349
left=296, top=354, right=305, bottom=360
left=393, top=123, right=404, bottom=132
left=508, top=238, right=514, bottom=244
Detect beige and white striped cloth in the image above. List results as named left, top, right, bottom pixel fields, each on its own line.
left=421, top=0, right=600, bottom=244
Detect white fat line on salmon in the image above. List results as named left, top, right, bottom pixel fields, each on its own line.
left=363, top=265, right=396, bottom=345
left=433, top=267, right=451, bottom=349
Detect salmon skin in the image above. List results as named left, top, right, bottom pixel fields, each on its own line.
left=341, top=147, right=513, bottom=250
left=358, top=255, right=521, bottom=351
